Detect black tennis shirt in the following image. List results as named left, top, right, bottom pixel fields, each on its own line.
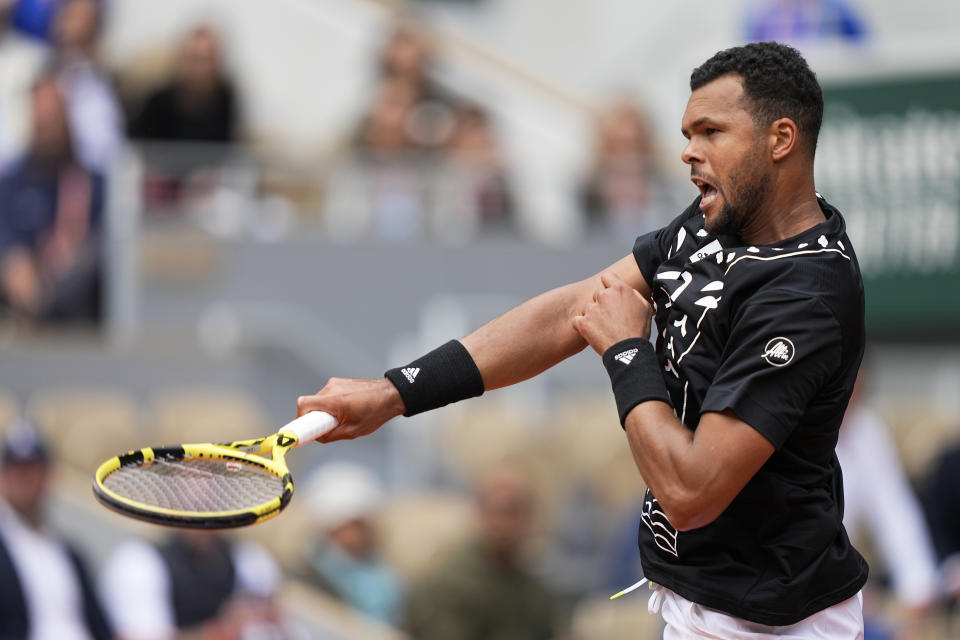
left=630, top=195, right=868, bottom=625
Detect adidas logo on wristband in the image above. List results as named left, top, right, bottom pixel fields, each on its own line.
left=614, top=348, right=639, bottom=365
left=401, top=367, right=420, bottom=383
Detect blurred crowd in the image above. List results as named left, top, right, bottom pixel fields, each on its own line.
left=0, top=1, right=671, bottom=325
left=2, top=369, right=960, bottom=640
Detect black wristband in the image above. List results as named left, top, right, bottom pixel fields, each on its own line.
left=602, top=338, right=671, bottom=427
left=384, top=340, right=485, bottom=416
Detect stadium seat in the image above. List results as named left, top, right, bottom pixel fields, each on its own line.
left=149, top=388, right=268, bottom=445
left=26, top=387, right=139, bottom=473
left=570, top=593, right=663, bottom=640
left=436, top=399, right=540, bottom=482
left=277, top=579, right=411, bottom=640
left=377, top=492, right=475, bottom=584
left=236, top=497, right=314, bottom=572
left=881, top=403, right=958, bottom=482
left=550, top=394, right=647, bottom=515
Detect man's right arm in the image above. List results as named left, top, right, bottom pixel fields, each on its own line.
left=462, top=253, right=650, bottom=390
left=297, top=254, right=650, bottom=442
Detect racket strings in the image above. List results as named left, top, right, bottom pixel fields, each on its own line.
left=102, top=456, right=284, bottom=513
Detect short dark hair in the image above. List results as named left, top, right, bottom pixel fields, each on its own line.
left=690, top=42, right=823, bottom=156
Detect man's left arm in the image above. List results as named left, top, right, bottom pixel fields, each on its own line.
left=573, top=272, right=775, bottom=531
left=576, top=273, right=845, bottom=532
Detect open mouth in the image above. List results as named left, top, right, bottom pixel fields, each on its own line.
left=691, top=176, right=719, bottom=210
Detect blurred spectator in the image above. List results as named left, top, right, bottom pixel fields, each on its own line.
left=922, top=442, right=960, bottom=605
left=836, top=370, right=941, bottom=638
left=128, top=25, right=241, bottom=210
left=99, top=531, right=285, bottom=640
left=745, top=0, right=868, bottom=45
left=433, top=104, right=515, bottom=239
left=0, top=0, right=48, bottom=172
left=298, top=462, right=405, bottom=627
left=325, top=22, right=467, bottom=241
left=406, top=465, right=561, bottom=640
left=357, top=76, right=421, bottom=153
left=580, top=100, right=661, bottom=236
left=327, top=76, right=427, bottom=241
left=376, top=22, right=457, bottom=146
left=129, top=25, right=239, bottom=145
left=0, top=418, right=114, bottom=640
left=0, top=77, right=103, bottom=323
left=360, top=22, right=458, bottom=153
left=51, top=0, right=123, bottom=173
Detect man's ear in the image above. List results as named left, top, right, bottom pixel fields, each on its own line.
left=769, top=117, right=799, bottom=162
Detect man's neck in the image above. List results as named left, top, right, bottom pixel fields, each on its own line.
left=740, top=173, right=825, bottom=245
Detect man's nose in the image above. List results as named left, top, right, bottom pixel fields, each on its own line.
left=681, top=139, right=703, bottom=166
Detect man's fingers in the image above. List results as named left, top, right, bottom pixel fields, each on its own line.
left=296, top=395, right=312, bottom=417
left=572, top=314, right=591, bottom=339
left=599, top=271, right=626, bottom=290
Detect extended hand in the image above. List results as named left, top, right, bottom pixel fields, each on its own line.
left=297, top=377, right=406, bottom=443
left=572, top=272, right=654, bottom=355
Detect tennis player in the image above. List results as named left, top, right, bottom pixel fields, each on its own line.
left=298, top=42, right=867, bottom=638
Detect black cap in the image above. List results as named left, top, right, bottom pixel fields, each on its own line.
left=1, top=418, right=51, bottom=466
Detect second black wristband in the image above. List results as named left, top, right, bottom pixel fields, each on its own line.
left=602, top=338, right=671, bottom=427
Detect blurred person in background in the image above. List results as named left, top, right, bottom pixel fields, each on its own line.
left=0, top=0, right=48, bottom=173
left=375, top=21, right=457, bottom=147
left=99, top=530, right=285, bottom=640
left=129, top=25, right=238, bottom=146
left=377, top=24, right=445, bottom=106
left=0, top=418, right=114, bottom=640
left=580, top=99, right=662, bottom=237
left=327, top=76, right=427, bottom=240
left=836, top=369, right=940, bottom=639
left=433, top=104, right=515, bottom=239
left=0, top=76, right=103, bottom=323
left=128, top=24, right=241, bottom=209
left=406, top=464, right=561, bottom=640
left=297, top=462, right=405, bottom=627
left=326, top=21, right=460, bottom=241
left=50, top=0, right=123, bottom=173
left=922, top=439, right=960, bottom=609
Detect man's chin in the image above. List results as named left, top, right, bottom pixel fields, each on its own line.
left=704, top=207, right=735, bottom=237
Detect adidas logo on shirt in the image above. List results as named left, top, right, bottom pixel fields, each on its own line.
left=614, top=348, right=639, bottom=365
left=401, top=367, right=420, bottom=383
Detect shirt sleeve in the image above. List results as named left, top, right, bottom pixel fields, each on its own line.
left=633, top=200, right=700, bottom=286
left=701, top=289, right=842, bottom=449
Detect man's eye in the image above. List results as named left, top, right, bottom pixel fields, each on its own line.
left=705, top=128, right=719, bottom=135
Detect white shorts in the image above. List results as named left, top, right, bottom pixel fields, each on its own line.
left=649, top=583, right=864, bottom=639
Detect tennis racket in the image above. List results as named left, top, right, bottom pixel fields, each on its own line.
left=92, top=411, right=337, bottom=529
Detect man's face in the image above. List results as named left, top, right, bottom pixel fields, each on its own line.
left=681, top=74, right=773, bottom=236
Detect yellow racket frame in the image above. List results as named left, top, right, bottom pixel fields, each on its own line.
left=93, top=432, right=299, bottom=529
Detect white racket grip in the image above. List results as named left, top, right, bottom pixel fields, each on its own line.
left=283, top=411, right=338, bottom=446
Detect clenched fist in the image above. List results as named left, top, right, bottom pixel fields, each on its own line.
left=572, top=272, right=654, bottom=355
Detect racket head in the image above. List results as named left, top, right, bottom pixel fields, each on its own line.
left=92, top=436, right=295, bottom=529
